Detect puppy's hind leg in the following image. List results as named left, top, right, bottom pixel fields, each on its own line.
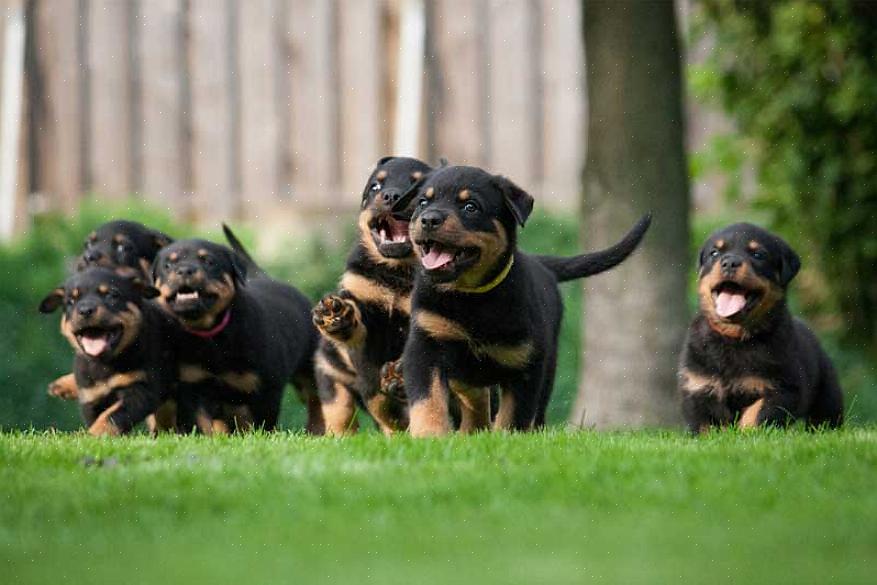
left=494, top=365, right=543, bottom=432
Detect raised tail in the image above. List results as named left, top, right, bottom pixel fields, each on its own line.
left=222, top=223, right=265, bottom=276
left=536, top=213, right=652, bottom=283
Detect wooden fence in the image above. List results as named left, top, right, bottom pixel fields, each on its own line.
left=8, top=0, right=584, bottom=232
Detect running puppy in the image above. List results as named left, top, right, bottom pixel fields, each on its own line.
left=49, top=220, right=173, bottom=401
left=39, top=268, right=176, bottom=435
left=310, top=156, right=432, bottom=435
left=678, top=223, right=843, bottom=432
left=153, top=238, right=319, bottom=433
left=390, top=165, right=651, bottom=436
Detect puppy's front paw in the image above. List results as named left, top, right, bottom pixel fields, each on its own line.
left=48, top=373, right=79, bottom=400
left=379, top=360, right=405, bottom=398
left=313, top=295, right=359, bottom=338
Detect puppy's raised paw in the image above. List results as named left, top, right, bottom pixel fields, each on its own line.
left=313, top=294, right=360, bottom=339
left=48, top=373, right=79, bottom=401
left=379, top=359, right=405, bottom=398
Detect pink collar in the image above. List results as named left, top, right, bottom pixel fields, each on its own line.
left=183, top=310, right=231, bottom=339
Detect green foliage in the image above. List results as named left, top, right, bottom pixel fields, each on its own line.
left=692, top=0, right=877, bottom=345
left=2, top=429, right=876, bottom=584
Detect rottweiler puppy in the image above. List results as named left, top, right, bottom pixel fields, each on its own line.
left=78, top=219, right=173, bottom=279
left=678, top=223, right=843, bottom=432
left=153, top=238, right=319, bottom=433
left=389, top=165, right=651, bottom=436
left=310, top=156, right=432, bottom=435
left=48, top=220, right=174, bottom=403
left=39, top=267, right=176, bottom=435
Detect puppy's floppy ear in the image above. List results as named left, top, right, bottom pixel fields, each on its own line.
left=149, top=229, right=173, bottom=253
left=493, top=175, right=534, bottom=227
left=377, top=156, right=396, bottom=166
left=392, top=176, right=428, bottom=215
left=230, top=251, right=248, bottom=287
left=131, top=277, right=160, bottom=300
left=39, top=288, right=65, bottom=313
left=778, top=242, right=801, bottom=286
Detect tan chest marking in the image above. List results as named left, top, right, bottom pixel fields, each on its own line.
left=415, top=310, right=533, bottom=369
left=178, top=364, right=261, bottom=394
left=79, top=371, right=147, bottom=404
left=340, top=272, right=410, bottom=316
left=679, top=368, right=775, bottom=398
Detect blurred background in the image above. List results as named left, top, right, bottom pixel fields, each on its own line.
left=0, top=0, right=873, bottom=430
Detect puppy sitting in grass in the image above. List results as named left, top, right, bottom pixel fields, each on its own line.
left=387, top=165, right=651, bottom=436
left=678, top=223, right=843, bottom=432
left=40, top=267, right=177, bottom=435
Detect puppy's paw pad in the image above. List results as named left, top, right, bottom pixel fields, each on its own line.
left=312, top=295, right=357, bottom=334
left=380, top=360, right=405, bottom=397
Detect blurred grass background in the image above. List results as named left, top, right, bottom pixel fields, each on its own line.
left=1, top=200, right=874, bottom=431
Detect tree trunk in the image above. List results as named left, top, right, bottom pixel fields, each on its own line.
left=570, top=1, right=688, bottom=429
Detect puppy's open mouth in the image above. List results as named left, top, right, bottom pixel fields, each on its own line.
left=711, top=281, right=760, bottom=320
left=168, top=285, right=216, bottom=315
left=369, top=214, right=413, bottom=258
left=419, top=241, right=479, bottom=275
left=74, top=325, right=122, bottom=357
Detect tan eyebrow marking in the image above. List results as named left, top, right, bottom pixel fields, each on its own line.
left=425, top=187, right=435, bottom=199
left=715, top=239, right=725, bottom=250
left=458, top=189, right=470, bottom=201
left=169, top=252, right=179, bottom=262
left=748, top=240, right=761, bottom=251
left=197, top=248, right=208, bottom=258
left=376, top=170, right=388, bottom=181
left=411, top=171, right=423, bottom=181
left=113, top=234, right=124, bottom=243
left=88, top=232, right=97, bottom=242
left=72, top=288, right=81, bottom=299
left=98, top=284, right=109, bottom=294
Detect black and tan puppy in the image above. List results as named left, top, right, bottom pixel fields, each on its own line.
left=153, top=238, right=319, bottom=433
left=678, top=223, right=843, bottom=432
left=389, top=165, right=651, bottom=436
left=310, top=156, right=432, bottom=435
left=39, top=268, right=176, bottom=435
left=49, top=220, right=174, bottom=402
left=78, top=219, right=173, bottom=279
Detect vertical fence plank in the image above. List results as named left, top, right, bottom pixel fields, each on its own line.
left=138, top=0, right=185, bottom=210
left=239, top=0, right=281, bottom=219
left=487, top=0, right=537, bottom=188
left=33, top=0, right=82, bottom=212
left=540, top=0, right=583, bottom=211
left=287, top=0, right=339, bottom=210
left=430, top=0, right=486, bottom=168
left=188, top=0, right=236, bottom=221
left=337, top=0, right=380, bottom=202
left=88, top=0, right=132, bottom=198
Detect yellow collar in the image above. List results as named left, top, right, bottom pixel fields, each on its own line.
left=454, top=255, right=515, bottom=294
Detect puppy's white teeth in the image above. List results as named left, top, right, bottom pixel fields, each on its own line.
left=379, top=229, right=388, bottom=243
left=176, top=291, right=199, bottom=302
left=392, top=235, right=407, bottom=243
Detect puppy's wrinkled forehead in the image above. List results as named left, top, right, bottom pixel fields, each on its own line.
left=423, top=166, right=496, bottom=199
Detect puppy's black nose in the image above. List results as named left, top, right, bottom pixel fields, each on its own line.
left=720, top=254, right=743, bottom=273
left=83, top=249, right=102, bottom=263
left=77, top=303, right=96, bottom=318
left=420, top=210, right=446, bottom=231
left=381, top=190, right=402, bottom=205
left=176, top=265, right=197, bottom=278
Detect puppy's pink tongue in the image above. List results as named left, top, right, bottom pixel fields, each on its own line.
left=421, top=246, right=454, bottom=270
left=716, top=291, right=747, bottom=318
left=81, top=335, right=108, bottom=357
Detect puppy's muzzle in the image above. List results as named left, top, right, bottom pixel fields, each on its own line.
left=419, top=210, right=447, bottom=233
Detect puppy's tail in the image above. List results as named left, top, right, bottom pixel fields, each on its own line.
left=222, top=223, right=266, bottom=276
left=536, top=213, right=652, bottom=283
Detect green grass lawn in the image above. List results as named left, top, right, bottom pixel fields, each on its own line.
left=1, top=429, right=875, bottom=584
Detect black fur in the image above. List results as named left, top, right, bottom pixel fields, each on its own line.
left=392, top=165, right=651, bottom=435
left=153, top=238, right=319, bottom=432
left=311, top=156, right=432, bottom=434
left=39, top=267, right=176, bottom=434
left=678, top=223, right=843, bottom=432
left=78, top=219, right=173, bottom=279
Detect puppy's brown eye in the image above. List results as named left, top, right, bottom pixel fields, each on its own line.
left=751, top=249, right=766, bottom=261
left=370, top=182, right=381, bottom=192
left=709, top=248, right=720, bottom=258
left=418, top=198, right=428, bottom=208
left=463, top=202, right=479, bottom=214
